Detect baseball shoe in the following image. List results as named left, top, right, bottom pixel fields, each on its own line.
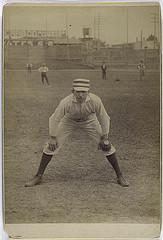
left=117, top=175, right=129, bottom=187
left=25, top=174, right=42, bottom=187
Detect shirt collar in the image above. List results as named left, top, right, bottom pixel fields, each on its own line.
left=72, top=94, right=91, bottom=103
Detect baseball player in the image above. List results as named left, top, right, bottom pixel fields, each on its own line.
left=137, top=60, right=145, bottom=80
left=25, top=79, right=129, bottom=187
left=101, top=62, right=107, bottom=80
left=38, top=63, right=50, bottom=85
left=26, top=63, right=32, bottom=74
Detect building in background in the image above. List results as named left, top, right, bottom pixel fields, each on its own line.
left=4, top=29, right=160, bottom=70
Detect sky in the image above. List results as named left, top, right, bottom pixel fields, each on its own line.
left=3, top=3, right=161, bottom=45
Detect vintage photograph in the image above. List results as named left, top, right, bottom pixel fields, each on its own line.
left=3, top=2, right=161, bottom=238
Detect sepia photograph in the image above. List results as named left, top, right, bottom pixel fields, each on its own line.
left=2, top=2, right=161, bottom=238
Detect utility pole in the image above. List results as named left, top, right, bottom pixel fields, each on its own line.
left=94, top=11, right=96, bottom=40
left=7, top=7, right=11, bottom=45
left=97, top=13, right=100, bottom=50
left=141, top=30, right=143, bottom=49
left=65, top=8, right=69, bottom=62
left=46, top=7, right=47, bottom=44
left=153, top=13, right=156, bottom=49
left=45, top=7, right=48, bottom=63
left=150, top=13, right=158, bottom=49
left=94, top=12, right=100, bottom=50
left=126, top=8, right=129, bottom=67
left=126, top=8, right=128, bottom=46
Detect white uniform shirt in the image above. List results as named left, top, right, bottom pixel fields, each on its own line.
left=138, top=63, right=145, bottom=70
left=49, top=93, right=110, bottom=136
left=38, top=66, right=48, bottom=73
left=27, top=63, right=32, bottom=68
left=102, top=64, right=106, bottom=70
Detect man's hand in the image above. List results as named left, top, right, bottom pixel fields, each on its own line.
left=48, top=136, right=58, bottom=151
left=98, top=136, right=111, bottom=152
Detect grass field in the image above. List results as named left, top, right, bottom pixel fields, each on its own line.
left=4, top=69, right=160, bottom=224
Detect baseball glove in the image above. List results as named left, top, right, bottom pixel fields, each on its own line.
left=98, top=137, right=111, bottom=152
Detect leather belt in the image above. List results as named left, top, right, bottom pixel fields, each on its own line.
left=75, top=118, right=88, bottom=122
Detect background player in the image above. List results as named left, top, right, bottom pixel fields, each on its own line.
left=101, top=62, right=107, bottom=80
left=38, top=63, right=50, bottom=85
left=137, top=60, right=145, bottom=80
left=25, top=78, right=129, bottom=188
left=26, top=63, right=32, bottom=74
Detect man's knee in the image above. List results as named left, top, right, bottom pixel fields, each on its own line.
left=102, top=145, right=116, bottom=156
left=43, top=141, right=61, bottom=155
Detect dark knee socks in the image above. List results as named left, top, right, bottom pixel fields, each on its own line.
left=36, top=152, right=122, bottom=178
left=106, top=153, right=122, bottom=177
left=36, top=153, right=53, bottom=176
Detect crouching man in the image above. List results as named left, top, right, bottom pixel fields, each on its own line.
left=25, top=78, right=129, bottom=187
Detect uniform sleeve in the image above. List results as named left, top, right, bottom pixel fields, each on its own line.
left=95, top=98, right=110, bottom=135
left=38, top=67, right=42, bottom=72
left=49, top=100, right=65, bottom=136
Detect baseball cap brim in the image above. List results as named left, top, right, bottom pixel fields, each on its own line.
left=73, top=86, right=89, bottom=91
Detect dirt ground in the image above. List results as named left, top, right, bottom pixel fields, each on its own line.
left=3, top=69, right=160, bottom=224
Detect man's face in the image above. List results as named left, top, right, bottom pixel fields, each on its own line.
left=73, top=90, right=88, bottom=103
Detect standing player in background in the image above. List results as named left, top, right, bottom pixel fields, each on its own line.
left=38, top=63, right=50, bottom=85
left=101, top=62, right=107, bottom=80
left=25, top=78, right=129, bottom=188
left=26, top=63, right=32, bottom=74
left=137, top=60, right=145, bottom=80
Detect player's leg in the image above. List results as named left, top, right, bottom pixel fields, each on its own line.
left=82, top=120, right=115, bottom=155
left=25, top=117, right=77, bottom=187
left=104, top=71, right=106, bottom=80
left=82, top=120, right=129, bottom=187
left=102, top=71, right=104, bottom=80
left=41, top=74, right=44, bottom=84
left=139, top=70, right=142, bottom=80
left=105, top=153, right=129, bottom=187
left=43, top=118, right=77, bottom=156
left=45, top=74, right=50, bottom=85
left=25, top=153, right=52, bottom=187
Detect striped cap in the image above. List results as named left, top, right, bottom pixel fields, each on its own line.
left=73, top=78, right=90, bottom=91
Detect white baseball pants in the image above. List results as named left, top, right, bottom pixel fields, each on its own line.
left=43, top=116, right=116, bottom=156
